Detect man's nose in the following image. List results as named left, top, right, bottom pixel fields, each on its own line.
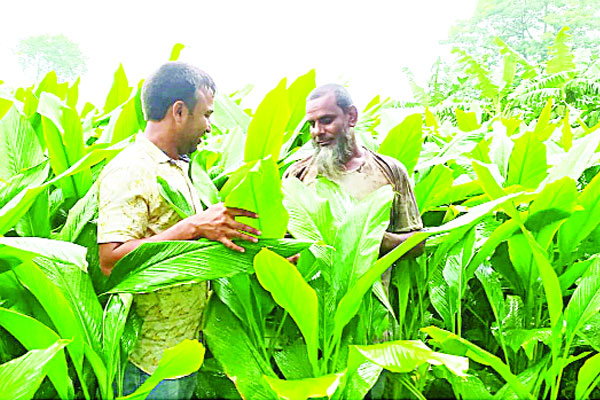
left=311, top=122, right=324, bottom=135
left=205, top=121, right=212, bottom=134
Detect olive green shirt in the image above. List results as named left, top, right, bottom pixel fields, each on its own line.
left=97, top=134, right=207, bottom=374
left=284, top=148, right=423, bottom=233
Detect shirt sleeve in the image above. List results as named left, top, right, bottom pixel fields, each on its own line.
left=97, top=162, right=153, bottom=243
left=387, top=160, right=424, bottom=233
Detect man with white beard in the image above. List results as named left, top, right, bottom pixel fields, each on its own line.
left=284, top=84, right=423, bottom=255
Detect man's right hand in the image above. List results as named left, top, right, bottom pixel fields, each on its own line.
left=179, top=203, right=261, bottom=252
left=100, top=204, right=261, bottom=276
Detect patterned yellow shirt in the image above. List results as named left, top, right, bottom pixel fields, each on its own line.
left=97, top=134, right=207, bottom=374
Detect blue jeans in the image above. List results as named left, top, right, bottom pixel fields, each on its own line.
left=121, top=362, right=197, bottom=399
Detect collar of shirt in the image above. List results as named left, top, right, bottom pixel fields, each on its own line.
left=135, top=135, right=190, bottom=166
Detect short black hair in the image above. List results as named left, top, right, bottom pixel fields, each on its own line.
left=307, top=84, right=354, bottom=113
left=142, top=62, right=216, bottom=121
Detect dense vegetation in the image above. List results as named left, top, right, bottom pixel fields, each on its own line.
left=0, top=27, right=599, bottom=400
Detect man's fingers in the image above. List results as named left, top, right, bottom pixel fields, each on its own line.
left=230, top=221, right=261, bottom=237
left=226, top=207, right=259, bottom=219
left=229, top=229, right=259, bottom=243
left=219, top=237, right=246, bottom=253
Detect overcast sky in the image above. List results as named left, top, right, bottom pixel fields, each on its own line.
left=0, top=0, right=477, bottom=108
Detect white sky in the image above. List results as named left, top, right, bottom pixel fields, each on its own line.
left=0, top=0, right=477, bottom=109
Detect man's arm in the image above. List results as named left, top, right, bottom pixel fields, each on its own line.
left=99, top=203, right=260, bottom=276
left=380, top=230, right=425, bottom=258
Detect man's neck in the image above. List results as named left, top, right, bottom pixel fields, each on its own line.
left=343, top=140, right=365, bottom=171
left=143, top=122, right=179, bottom=159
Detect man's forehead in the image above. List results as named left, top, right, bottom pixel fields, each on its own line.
left=195, top=88, right=214, bottom=110
left=306, top=92, right=340, bottom=115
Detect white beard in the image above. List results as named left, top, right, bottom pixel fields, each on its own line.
left=314, top=132, right=356, bottom=180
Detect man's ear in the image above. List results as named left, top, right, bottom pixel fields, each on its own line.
left=172, top=100, right=186, bottom=122
left=347, top=105, right=358, bottom=127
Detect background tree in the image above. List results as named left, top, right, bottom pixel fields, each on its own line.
left=15, top=34, right=87, bottom=82
left=446, top=0, right=600, bottom=65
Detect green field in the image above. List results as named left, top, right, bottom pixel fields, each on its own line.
left=0, top=29, right=599, bottom=400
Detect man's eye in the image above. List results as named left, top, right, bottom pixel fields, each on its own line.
left=308, top=121, right=315, bottom=128
left=321, top=118, right=332, bottom=124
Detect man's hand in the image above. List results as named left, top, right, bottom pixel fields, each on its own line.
left=99, top=203, right=260, bottom=276
left=182, top=203, right=261, bottom=252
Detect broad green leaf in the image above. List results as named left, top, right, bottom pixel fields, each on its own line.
left=466, top=219, right=519, bottom=279
left=218, top=125, right=246, bottom=172
left=335, top=346, right=382, bottom=400
left=533, top=99, right=556, bottom=141
left=38, top=92, right=92, bottom=199
left=169, top=43, right=185, bottom=61
left=561, top=108, right=572, bottom=151
left=503, top=329, right=551, bottom=360
left=100, top=94, right=141, bottom=145
left=378, top=113, right=423, bottom=174
left=455, top=109, right=480, bottom=132
left=254, top=249, right=319, bottom=373
left=422, top=326, right=533, bottom=399
left=0, top=144, right=124, bottom=235
left=245, top=79, right=290, bottom=162
left=559, top=172, right=600, bottom=263
left=0, top=97, right=12, bottom=120
left=564, top=256, right=600, bottom=342
left=213, top=273, right=275, bottom=340
left=0, top=237, right=102, bottom=394
left=16, top=184, right=51, bottom=238
left=414, top=164, right=454, bottom=213
left=58, top=182, right=98, bottom=242
left=0, top=340, right=69, bottom=400
left=283, top=177, right=336, bottom=243
left=190, top=156, right=219, bottom=207
left=66, top=78, right=79, bottom=109
left=488, top=121, right=514, bottom=179
left=332, top=185, right=393, bottom=298
left=475, top=265, right=511, bottom=363
left=104, top=64, right=133, bottom=114
left=103, top=293, right=133, bottom=394
left=203, top=297, right=277, bottom=400
left=157, top=176, right=194, bottom=218
left=273, top=340, right=313, bottom=381
left=105, top=238, right=310, bottom=294
left=264, top=373, right=341, bottom=400
left=545, top=127, right=600, bottom=184
left=118, top=339, right=204, bottom=400
left=521, top=230, right=564, bottom=329
left=546, top=27, right=576, bottom=75
left=225, top=157, right=289, bottom=238
left=213, top=93, right=250, bottom=133
left=352, top=340, right=468, bottom=376
left=0, top=107, right=44, bottom=181
left=0, top=160, right=49, bottom=210
left=576, top=353, right=600, bottom=400
left=506, top=130, right=548, bottom=189
left=417, top=129, right=484, bottom=170
left=285, top=70, right=316, bottom=136
left=494, top=37, right=538, bottom=80
left=35, top=71, right=67, bottom=100
left=332, top=192, right=522, bottom=343
left=0, top=308, right=74, bottom=400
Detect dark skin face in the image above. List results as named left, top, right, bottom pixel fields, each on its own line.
left=306, top=92, right=358, bottom=148
left=177, top=88, right=214, bottom=155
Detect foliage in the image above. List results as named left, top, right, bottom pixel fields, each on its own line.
left=16, top=34, right=88, bottom=83
left=446, top=0, right=600, bottom=65
left=0, top=41, right=598, bottom=400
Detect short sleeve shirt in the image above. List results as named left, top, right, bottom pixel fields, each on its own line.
left=284, top=148, right=423, bottom=233
left=97, top=134, right=207, bottom=374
